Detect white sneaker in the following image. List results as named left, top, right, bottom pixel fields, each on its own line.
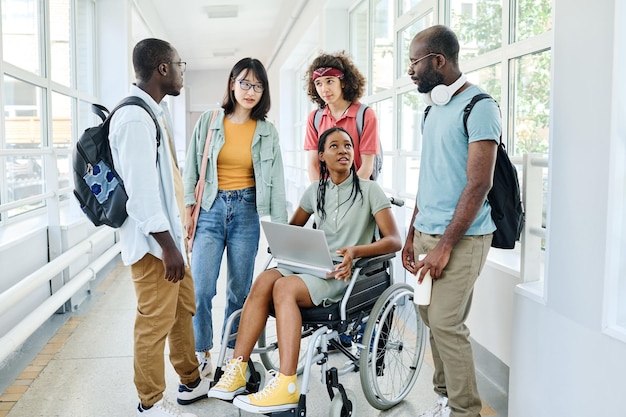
left=196, top=351, right=213, bottom=378
left=137, top=396, right=197, bottom=417
left=418, top=395, right=449, bottom=417
left=177, top=376, right=210, bottom=405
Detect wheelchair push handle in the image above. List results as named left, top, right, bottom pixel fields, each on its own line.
left=389, top=196, right=404, bottom=207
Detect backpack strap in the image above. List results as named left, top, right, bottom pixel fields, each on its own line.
left=110, top=96, right=162, bottom=148
left=313, top=108, right=323, bottom=135
left=313, top=103, right=369, bottom=140
left=422, top=105, right=432, bottom=133
left=355, top=103, right=368, bottom=139
left=91, top=104, right=109, bottom=123
left=462, top=93, right=493, bottom=138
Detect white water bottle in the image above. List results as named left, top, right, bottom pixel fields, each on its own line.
left=414, top=269, right=432, bottom=306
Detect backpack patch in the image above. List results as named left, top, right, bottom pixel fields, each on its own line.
left=72, top=96, right=161, bottom=228
left=423, top=93, right=525, bottom=249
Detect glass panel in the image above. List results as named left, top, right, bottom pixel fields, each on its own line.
left=404, top=155, right=421, bottom=198
left=397, top=12, right=433, bottom=79
left=372, top=97, right=393, bottom=152
left=3, top=75, right=45, bottom=216
left=78, top=99, right=99, bottom=135
left=514, top=0, right=552, bottom=42
left=350, top=0, right=369, bottom=89
left=76, top=0, right=96, bottom=94
left=450, top=0, right=503, bottom=60
left=510, top=50, right=551, bottom=156
left=3, top=75, right=43, bottom=148
left=466, top=63, right=502, bottom=104
left=57, top=153, right=70, bottom=191
left=1, top=0, right=42, bottom=75
left=50, top=0, right=72, bottom=86
left=398, top=89, right=428, bottom=152
left=372, top=98, right=393, bottom=183
left=5, top=154, right=45, bottom=216
left=372, top=0, right=393, bottom=93
left=51, top=92, right=73, bottom=148
left=398, top=0, right=424, bottom=16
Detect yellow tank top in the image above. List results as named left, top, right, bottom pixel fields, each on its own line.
left=217, top=118, right=256, bottom=190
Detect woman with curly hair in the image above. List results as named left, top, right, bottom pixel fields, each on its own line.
left=304, top=51, right=380, bottom=182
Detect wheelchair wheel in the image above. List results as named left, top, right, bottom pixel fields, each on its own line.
left=329, top=388, right=357, bottom=417
left=257, top=315, right=313, bottom=375
left=359, top=283, right=427, bottom=410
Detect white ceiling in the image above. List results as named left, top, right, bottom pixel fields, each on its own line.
left=144, top=0, right=302, bottom=72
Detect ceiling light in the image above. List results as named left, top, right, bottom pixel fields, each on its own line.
left=206, top=5, right=238, bottom=19
left=213, top=49, right=236, bottom=57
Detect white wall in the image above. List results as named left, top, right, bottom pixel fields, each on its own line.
left=508, top=1, right=626, bottom=416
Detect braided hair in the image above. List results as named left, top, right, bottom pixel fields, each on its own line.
left=316, top=127, right=363, bottom=223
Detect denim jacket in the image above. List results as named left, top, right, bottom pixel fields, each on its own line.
left=183, top=109, right=287, bottom=223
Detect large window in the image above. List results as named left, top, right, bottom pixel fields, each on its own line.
left=0, top=0, right=97, bottom=223
left=2, top=0, right=43, bottom=75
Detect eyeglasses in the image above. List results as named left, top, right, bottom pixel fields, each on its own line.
left=236, top=79, right=264, bottom=93
left=408, top=53, right=438, bottom=68
left=166, top=61, right=187, bottom=73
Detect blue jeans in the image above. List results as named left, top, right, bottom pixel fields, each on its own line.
left=191, top=187, right=260, bottom=352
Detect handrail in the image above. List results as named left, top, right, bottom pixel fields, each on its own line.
left=0, top=241, right=121, bottom=364
left=0, top=192, right=56, bottom=213
left=0, top=228, right=116, bottom=318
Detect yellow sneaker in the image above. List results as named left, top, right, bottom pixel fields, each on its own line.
left=207, top=356, right=247, bottom=401
left=233, top=370, right=299, bottom=413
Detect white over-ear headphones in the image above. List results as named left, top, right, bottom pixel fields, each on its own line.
left=422, top=73, right=467, bottom=106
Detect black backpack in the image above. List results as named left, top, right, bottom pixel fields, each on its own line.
left=73, top=96, right=161, bottom=228
left=424, top=93, right=525, bottom=249
left=313, top=103, right=383, bottom=180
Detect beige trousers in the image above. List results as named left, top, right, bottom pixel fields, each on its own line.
left=131, top=253, right=199, bottom=407
left=413, top=230, right=491, bottom=417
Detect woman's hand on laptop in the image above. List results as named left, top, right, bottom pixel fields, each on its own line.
left=333, top=247, right=355, bottom=281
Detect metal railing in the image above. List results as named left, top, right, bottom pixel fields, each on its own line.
left=0, top=227, right=119, bottom=364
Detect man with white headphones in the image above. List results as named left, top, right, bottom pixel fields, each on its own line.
left=401, top=25, right=501, bottom=417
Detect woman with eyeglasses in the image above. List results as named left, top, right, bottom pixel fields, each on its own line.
left=183, top=58, right=287, bottom=382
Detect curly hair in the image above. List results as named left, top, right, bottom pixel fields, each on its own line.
left=304, top=51, right=366, bottom=108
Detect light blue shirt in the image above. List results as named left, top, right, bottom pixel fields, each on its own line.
left=109, top=85, right=186, bottom=266
left=415, top=85, right=501, bottom=236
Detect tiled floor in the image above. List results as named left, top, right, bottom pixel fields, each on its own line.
left=0, top=249, right=505, bottom=417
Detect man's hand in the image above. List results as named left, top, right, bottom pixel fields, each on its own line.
left=151, top=231, right=185, bottom=282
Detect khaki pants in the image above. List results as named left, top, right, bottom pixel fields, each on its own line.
left=413, top=230, right=491, bottom=417
left=131, top=253, right=199, bottom=407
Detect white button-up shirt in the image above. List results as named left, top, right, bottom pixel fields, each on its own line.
left=109, top=85, right=186, bottom=266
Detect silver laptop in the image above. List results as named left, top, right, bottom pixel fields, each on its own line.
left=261, top=221, right=343, bottom=279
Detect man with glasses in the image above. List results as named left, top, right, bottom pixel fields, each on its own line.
left=402, top=26, right=501, bottom=417
left=109, top=38, right=208, bottom=417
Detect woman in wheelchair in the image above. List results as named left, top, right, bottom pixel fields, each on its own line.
left=206, top=126, right=401, bottom=414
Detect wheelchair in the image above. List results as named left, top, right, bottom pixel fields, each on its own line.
left=210, top=239, right=428, bottom=416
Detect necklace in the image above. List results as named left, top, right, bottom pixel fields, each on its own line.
left=332, top=103, right=351, bottom=125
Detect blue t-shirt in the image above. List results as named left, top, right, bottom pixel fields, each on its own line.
left=414, top=85, right=501, bottom=236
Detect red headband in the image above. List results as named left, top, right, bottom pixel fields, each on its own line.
left=312, top=67, right=344, bottom=80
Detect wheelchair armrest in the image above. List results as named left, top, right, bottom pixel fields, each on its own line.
left=354, top=253, right=396, bottom=269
